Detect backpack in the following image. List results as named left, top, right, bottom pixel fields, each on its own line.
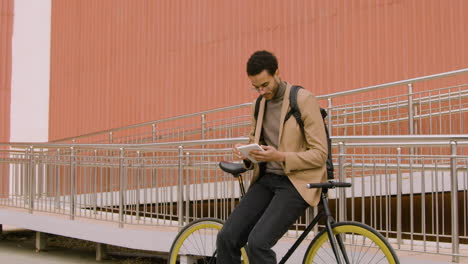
left=254, top=85, right=335, bottom=180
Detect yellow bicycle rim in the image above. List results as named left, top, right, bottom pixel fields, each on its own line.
left=304, top=224, right=396, bottom=264
left=169, top=221, right=249, bottom=264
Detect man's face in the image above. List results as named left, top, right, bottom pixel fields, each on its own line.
left=249, top=70, right=280, bottom=100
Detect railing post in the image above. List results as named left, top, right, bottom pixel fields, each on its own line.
left=338, top=142, right=346, bottom=222
left=408, top=83, right=414, bottom=135
left=450, top=141, right=459, bottom=263
left=136, top=151, right=141, bottom=221
left=93, top=149, right=98, bottom=214
left=185, top=152, right=191, bottom=224
left=396, top=147, right=402, bottom=246
left=327, top=98, right=333, bottom=136
left=152, top=124, right=157, bottom=142
left=118, top=148, right=125, bottom=228
left=28, top=147, right=34, bottom=214
left=22, top=149, right=28, bottom=205
left=55, top=149, right=61, bottom=209
left=70, top=147, right=75, bottom=220
left=177, top=146, right=184, bottom=227
left=38, top=148, right=43, bottom=199
left=201, top=114, right=206, bottom=140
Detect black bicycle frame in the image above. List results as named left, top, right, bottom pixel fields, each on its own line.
left=278, top=192, right=350, bottom=264
left=235, top=175, right=350, bottom=264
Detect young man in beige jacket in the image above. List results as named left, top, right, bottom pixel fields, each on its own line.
left=216, top=50, right=328, bottom=263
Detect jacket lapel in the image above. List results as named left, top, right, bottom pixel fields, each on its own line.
left=278, top=83, right=292, bottom=147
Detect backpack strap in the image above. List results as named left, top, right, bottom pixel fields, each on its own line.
left=254, top=95, right=262, bottom=120
left=321, top=108, right=335, bottom=179
left=286, top=86, right=335, bottom=179
left=285, top=86, right=305, bottom=136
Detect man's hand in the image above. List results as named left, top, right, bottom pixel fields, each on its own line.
left=249, top=145, right=285, bottom=162
left=233, top=143, right=247, bottom=160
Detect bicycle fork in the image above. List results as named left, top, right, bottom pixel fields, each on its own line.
left=322, top=193, right=351, bottom=264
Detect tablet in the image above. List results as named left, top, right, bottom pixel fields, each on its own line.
left=237, top=143, right=265, bottom=163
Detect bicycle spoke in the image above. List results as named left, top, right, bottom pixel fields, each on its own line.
left=304, top=223, right=397, bottom=264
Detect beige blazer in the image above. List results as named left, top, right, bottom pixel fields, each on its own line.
left=247, top=83, right=328, bottom=206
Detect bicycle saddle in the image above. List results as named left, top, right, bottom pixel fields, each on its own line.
left=219, top=161, right=247, bottom=176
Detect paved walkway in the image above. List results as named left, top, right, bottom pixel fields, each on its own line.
left=0, top=225, right=163, bottom=264
left=1, top=225, right=468, bottom=264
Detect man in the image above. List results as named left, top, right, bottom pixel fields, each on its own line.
left=216, top=50, right=328, bottom=263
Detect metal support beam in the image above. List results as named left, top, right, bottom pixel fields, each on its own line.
left=35, top=232, right=47, bottom=252
left=177, top=146, right=184, bottom=227
left=180, top=255, right=197, bottom=264
left=28, top=147, right=34, bottom=214
left=338, top=142, right=346, bottom=222
left=327, top=98, right=333, bottom=136
left=396, top=147, right=402, bottom=246
left=408, top=83, right=414, bottom=135
left=201, top=114, right=206, bottom=140
left=119, top=148, right=125, bottom=228
left=96, top=243, right=108, bottom=261
left=70, top=147, right=75, bottom=220
left=450, top=141, right=459, bottom=263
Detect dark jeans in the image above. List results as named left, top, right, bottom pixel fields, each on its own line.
left=216, top=173, right=309, bottom=264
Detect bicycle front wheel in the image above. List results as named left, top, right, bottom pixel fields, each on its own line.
left=168, top=218, right=248, bottom=264
left=303, top=222, right=399, bottom=264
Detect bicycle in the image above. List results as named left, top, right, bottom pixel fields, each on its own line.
left=168, top=161, right=399, bottom=264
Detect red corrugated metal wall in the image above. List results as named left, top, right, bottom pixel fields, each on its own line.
left=0, top=0, right=13, bottom=143
left=49, top=0, right=468, bottom=140
left=0, top=0, right=13, bottom=196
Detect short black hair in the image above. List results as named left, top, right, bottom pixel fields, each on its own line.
left=246, top=50, right=278, bottom=76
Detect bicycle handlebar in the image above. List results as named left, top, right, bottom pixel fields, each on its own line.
left=307, top=181, right=352, bottom=189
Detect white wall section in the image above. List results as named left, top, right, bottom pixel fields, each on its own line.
left=10, top=0, right=51, bottom=142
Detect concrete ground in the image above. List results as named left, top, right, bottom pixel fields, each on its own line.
left=1, top=225, right=467, bottom=264
left=0, top=225, right=165, bottom=264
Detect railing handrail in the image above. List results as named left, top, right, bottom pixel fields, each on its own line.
left=50, top=103, right=253, bottom=143
left=331, top=135, right=468, bottom=146
left=316, top=68, right=468, bottom=99
left=1, top=137, right=249, bottom=150
left=50, top=68, right=468, bottom=143
left=2, top=135, right=467, bottom=150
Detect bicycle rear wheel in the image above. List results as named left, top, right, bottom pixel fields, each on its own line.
left=168, top=218, right=248, bottom=264
left=303, top=222, right=399, bottom=264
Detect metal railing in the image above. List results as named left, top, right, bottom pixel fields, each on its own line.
left=1, top=135, right=467, bottom=261
left=50, top=68, right=467, bottom=144
left=1, top=138, right=248, bottom=228
left=329, top=136, right=467, bottom=263
left=1, top=68, right=467, bottom=261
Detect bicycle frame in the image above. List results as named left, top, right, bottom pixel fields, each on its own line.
left=278, top=192, right=349, bottom=264
left=236, top=175, right=350, bottom=264
left=170, top=166, right=395, bottom=264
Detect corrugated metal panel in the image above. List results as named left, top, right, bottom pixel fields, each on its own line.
left=0, top=0, right=13, bottom=143
left=0, top=0, right=13, bottom=196
left=49, top=0, right=468, bottom=140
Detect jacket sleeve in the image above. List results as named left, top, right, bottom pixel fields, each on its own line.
left=283, top=91, right=328, bottom=174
